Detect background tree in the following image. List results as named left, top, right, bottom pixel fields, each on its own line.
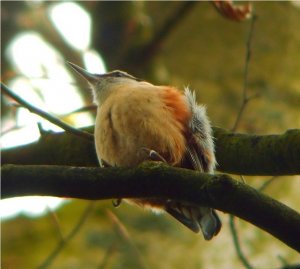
left=1, top=1, right=300, bottom=269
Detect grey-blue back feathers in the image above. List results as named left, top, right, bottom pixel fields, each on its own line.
left=165, top=87, right=221, bottom=240
left=184, top=87, right=216, bottom=173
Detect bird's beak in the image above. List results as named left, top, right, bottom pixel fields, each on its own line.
left=67, top=62, right=101, bottom=84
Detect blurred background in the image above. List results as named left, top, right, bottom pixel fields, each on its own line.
left=1, top=1, right=300, bottom=268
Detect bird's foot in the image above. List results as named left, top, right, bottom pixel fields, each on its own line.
left=112, top=199, right=122, bottom=207
left=140, top=148, right=167, bottom=163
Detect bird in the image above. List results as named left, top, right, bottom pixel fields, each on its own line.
left=68, top=62, right=221, bottom=240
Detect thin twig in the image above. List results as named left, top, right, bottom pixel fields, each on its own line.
left=258, top=176, right=279, bottom=192
left=1, top=82, right=94, bottom=142
left=231, top=14, right=257, bottom=132
left=229, top=216, right=253, bottom=269
left=276, top=264, right=300, bottom=269
left=229, top=175, right=253, bottom=269
left=61, top=105, right=97, bottom=117
left=98, top=243, right=117, bottom=269
left=46, top=205, right=65, bottom=242
left=134, top=2, right=197, bottom=65
left=107, top=210, right=148, bottom=269
left=230, top=13, right=257, bottom=269
left=37, top=201, right=95, bottom=269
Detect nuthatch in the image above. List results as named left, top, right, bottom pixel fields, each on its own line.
left=68, top=62, right=221, bottom=240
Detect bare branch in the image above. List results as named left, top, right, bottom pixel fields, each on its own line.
left=38, top=201, right=95, bottom=269
left=229, top=216, right=253, bottom=269
left=232, top=14, right=257, bottom=132
left=97, top=243, right=117, bottom=269
left=259, top=176, right=279, bottom=192
left=229, top=176, right=253, bottom=269
left=46, top=205, right=64, bottom=242
left=1, top=82, right=94, bottom=142
left=107, top=210, right=148, bottom=269
left=2, top=163, right=300, bottom=252
left=132, top=2, right=198, bottom=66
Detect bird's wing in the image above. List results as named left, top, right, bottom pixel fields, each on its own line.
left=185, top=143, right=205, bottom=172
left=163, top=87, right=221, bottom=240
left=184, top=87, right=216, bottom=173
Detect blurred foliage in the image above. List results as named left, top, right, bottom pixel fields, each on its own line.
left=156, top=2, right=300, bottom=133
left=1, top=1, right=300, bottom=269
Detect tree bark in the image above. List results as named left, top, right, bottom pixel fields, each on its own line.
left=2, top=163, right=300, bottom=252
left=213, top=127, right=300, bottom=175
left=2, top=127, right=300, bottom=175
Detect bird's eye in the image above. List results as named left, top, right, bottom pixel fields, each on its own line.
left=115, top=71, right=124, bottom=77
left=110, top=70, right=141, bottom=81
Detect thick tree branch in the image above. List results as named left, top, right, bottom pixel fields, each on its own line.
left=1, top=163, right=300, bottom=252
left=213, top=128, right=300, bottom=175
left=2, top=127, right=300, bottom=175
left=2, top=81, right=300, bottom=175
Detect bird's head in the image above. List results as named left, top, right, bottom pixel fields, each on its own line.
left=68, top=62, right=142, bottom=105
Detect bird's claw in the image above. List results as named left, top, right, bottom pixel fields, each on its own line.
left=112, top=199, right=122, bottom=207
left=140, top=147, right=167, bottom=163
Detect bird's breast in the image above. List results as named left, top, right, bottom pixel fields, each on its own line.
left=94, top=85, right=191, bottom=167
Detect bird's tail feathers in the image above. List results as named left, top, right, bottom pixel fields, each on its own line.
left=165, top=202, right=221, bottom=240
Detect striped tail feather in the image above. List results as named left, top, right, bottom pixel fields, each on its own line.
left=165, top=201, right=221, bottom=240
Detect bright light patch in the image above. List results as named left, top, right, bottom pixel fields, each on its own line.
left=0, top=197, right=67, bottom=220
left=1, top=118, right=40, bottom=148
left=4, top=33, right=94, bottom=139
left=8, top=32, right=62, bottom=78
left=83, top=49, right=106, bottom=74
left=2, top=2, right=101, bottom=220
left=49, top=2, right=91, bottom=51
left=291, top=1, right=300, bottom=8
left=1, top=78, right=46, bottom=149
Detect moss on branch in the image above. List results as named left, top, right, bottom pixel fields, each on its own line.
left=1, top=163, right=300, bottom=251
left=214, top=127, right=300, bottom=175
left=2, top=127, right=300, bottom=175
